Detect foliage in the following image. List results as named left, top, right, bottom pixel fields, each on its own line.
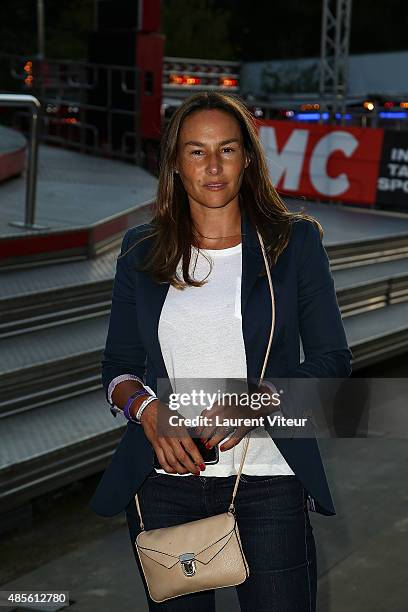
left=161, top=0, right=234, bottom=59
left=0, top=0, right=407, bottom=62
left=0, top=0, right=94, bottom=59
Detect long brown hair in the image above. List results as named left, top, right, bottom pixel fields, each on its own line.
left=124, top=91, right=322, bottom=288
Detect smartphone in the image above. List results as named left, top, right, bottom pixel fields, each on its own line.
left=153, top=427, right=219, bottom=469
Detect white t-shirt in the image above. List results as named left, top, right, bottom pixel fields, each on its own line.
left=155, top=242, right=294, bottom=477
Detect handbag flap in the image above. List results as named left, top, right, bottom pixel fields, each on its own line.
left=136, top=512, right=236, bottom=569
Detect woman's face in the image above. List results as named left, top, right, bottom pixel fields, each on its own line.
left=175, top=109, right=249, bottom=211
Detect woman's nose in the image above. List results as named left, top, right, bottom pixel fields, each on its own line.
left=206, top=155, right=222, bottom=175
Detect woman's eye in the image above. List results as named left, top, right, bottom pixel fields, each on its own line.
left=190, top=148, right=235, bottom=156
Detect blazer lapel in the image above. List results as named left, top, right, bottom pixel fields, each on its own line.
left=135, top=240, right=170, bottom=381
left=240, top=206, right=265, bottom=315
left=240, top=206, right=289, bottom=380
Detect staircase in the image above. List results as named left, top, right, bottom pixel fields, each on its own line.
left=1, top=232, right=408, bottom=514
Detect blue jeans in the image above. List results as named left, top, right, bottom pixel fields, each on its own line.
left=125, top=472, right=316, bottom=612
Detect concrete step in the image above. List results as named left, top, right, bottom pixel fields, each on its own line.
left=1, top=300, right=408, bottom=420
left=1, top=246, right=408, bottom=338
left=0, top=387, right=125, bottom=513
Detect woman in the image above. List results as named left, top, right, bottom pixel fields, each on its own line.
left=90, top=92, right=352, bottom=611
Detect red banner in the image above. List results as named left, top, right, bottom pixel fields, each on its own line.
left=257, top=120, right=384, bottom=206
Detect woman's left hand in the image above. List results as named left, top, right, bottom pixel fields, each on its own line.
left=194, top=385, right=280, bottom=452
left=195, top=402, right=251, bottom=452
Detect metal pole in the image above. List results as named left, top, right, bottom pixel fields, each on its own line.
left=0, top=94, right=49, bottom=230
left=341, top=0, right=353, bottom=123
left=319, top=0, right=329, bottom=124
left=320, top=0, right=353, bottom=124
left=37, top=0, right=45, bottom=59
left=26, top=104, right=40, bottom=226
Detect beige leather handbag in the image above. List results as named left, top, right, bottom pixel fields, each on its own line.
left=133, top=229, right=275, bottom=603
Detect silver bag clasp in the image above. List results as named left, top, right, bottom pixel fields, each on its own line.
left=179, top=552, right=196, bottom=576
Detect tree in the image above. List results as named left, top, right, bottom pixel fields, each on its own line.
left=161, top=0, right=234, bottom=59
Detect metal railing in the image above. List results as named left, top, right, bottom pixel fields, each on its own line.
left=0, top=53, right=142, bottom=163
left=0, top=93, right=45, bottom=229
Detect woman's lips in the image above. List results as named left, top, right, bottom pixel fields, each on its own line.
left=204, top=183, right=227, bottom=191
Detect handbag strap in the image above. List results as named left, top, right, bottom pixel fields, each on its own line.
left=226, top=229, right=275, bottom=513
left=134, top=228, right=275, bottom=529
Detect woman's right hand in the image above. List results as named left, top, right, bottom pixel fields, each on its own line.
left=140, top=400, right=205, bottom=476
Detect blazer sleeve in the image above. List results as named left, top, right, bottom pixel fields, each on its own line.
left=101, top=229, right=147, bottom=404
left=286, top=219, right=353, bottom=379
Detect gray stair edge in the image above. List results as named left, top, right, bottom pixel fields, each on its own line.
left=0, top=389, right=126, bottom=472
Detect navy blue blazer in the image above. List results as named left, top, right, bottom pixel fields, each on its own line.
left=90, top=207, right=352, bottom=518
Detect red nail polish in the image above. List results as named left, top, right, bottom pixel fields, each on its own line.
left=205, top=443, right=211, bottom=449
left=199, top=463, right=206, bottom=470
